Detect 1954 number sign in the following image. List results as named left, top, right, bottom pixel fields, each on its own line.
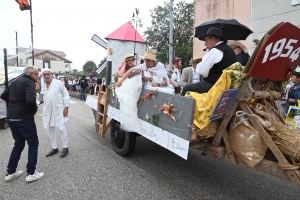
left=262, top=38, right=300, bottom=63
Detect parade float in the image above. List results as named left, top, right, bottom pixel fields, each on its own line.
left=94, top=22, right=300, bottom=184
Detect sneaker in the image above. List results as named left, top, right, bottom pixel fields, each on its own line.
left=26, top=171, right=44, bottom=182
left=60, top=148, right=69, bottom=158
left=5, top=170, right=23, bottom=182
left=45, top=148, right=58, bottom=157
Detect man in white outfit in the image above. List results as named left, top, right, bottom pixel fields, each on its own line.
left=37, top=68, right=70, bottom=158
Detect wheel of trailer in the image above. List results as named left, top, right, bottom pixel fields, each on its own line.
left=110, top=120, right=136, bottom=156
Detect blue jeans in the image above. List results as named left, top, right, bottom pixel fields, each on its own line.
left=80, top=88, right=86, bottom=100
left=7, top=120, right=39, bottom=175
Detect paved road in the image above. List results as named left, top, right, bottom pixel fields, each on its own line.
left=0, top=96, right=300, bottom=200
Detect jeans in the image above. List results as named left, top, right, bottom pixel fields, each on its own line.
left=181, top=80, right=213, bottom=96
left=80, top=88, right=86, bottom=100
left=7, top=120, right=39, bottom=175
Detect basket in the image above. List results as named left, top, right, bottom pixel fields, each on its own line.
left=192, top=119, right=222, bottom=139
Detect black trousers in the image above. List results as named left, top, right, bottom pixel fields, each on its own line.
left=181, top=81, right=213, bottom=96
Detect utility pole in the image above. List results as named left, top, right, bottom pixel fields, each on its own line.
left=169, top=0, right=174, bottom=67
left=29, top=0, right=34, bottom=65
left=16, top=31, right=18, bottom=66
left=4, top=49, right=8, bottom=89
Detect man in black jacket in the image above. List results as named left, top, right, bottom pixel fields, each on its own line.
left=1, top=65, right=44, bottom=182
left=79, top=75, right=88, bottom=100
left=181, top=27, right=236, bottom=96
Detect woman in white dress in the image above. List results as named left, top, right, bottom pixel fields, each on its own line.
left=115, top=49, right=174, bottom=94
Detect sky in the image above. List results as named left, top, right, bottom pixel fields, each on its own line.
left=0, top=0, right=194, bottom=71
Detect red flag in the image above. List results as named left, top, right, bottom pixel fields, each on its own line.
left=15, top=0, right=31, bottom=11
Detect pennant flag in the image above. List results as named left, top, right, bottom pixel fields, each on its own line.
left=16, top=0, right=31, bottom=11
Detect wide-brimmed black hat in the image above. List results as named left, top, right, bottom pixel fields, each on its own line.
left=198, top=27, right=227, bottom=43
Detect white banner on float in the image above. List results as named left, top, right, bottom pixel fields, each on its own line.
left=107, top=105, right=189, bottom=160
left=85, top=96, right=98, bottom=110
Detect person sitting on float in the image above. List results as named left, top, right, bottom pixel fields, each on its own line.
left=118, top=54, right=137, bottom=77
left=228, top=40, right=250, bottom=66
left=115, top=49, right=174, bottom=94
left=181, top=27, right=236, bottom=96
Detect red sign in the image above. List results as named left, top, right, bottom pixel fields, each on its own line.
left=249, top=22, right=300, bottom=81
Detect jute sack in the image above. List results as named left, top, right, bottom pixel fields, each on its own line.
left=229, top=111, right=268, bottom=168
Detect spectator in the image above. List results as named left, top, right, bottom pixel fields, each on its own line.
left=1, top=65, right=44, bottom=182
left=80, top=75, right=88, bottom=100
left=180, top=57, right=202, bottom=88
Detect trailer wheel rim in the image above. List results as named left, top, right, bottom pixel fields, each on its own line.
left=112, top=124, right=126, bottom=149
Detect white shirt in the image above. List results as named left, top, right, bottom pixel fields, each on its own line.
left=171, top=68, right=181, bottom=84
left=196, top=41, right=224, bottom=77
left=192, top=68, right=200, bottom=83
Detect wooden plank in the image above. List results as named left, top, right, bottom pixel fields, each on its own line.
left=97, top=122, right=102, bottom=126
left=100, top=89, right=110, bottom=138
left=213, top=77, right=254, bottom=145
left=95, top=85, right=103, bottom=132
left=97, top=112, right=104, bottom=116
left=239, top=101, right=300, bottom=184
left=99, top=99, right=106, bottom=105
left=222, top=129, right=237, bottom=164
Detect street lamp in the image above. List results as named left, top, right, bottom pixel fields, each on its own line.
left=130, top=8, right=143, bottom=64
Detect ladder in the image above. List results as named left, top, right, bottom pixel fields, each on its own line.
left=95, top=85, right=111, bottom=137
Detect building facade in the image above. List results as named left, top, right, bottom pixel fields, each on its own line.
left=7, top=47, right=72, bottom=73
left=250, top=0, right=300, bottom=53
left=193, top=0, right=300, bottom=57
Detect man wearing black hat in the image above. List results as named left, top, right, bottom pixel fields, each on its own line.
left=181, top=27, right=236, bottom=96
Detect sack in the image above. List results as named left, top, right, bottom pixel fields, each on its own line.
left=229, top=110, right=268, bottom=168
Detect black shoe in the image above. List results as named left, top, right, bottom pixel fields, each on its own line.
left=45, top=148, right=58, bottom=157
left=60, top=148, right=69, bottom=158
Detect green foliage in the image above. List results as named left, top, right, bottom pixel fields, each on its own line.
left=82, top=60, right=97, bottom=73
left=144, top=0, right=194, bottom=68
left=73, top=69, right=78, bottom=73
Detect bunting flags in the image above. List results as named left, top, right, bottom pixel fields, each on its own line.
left=16, top=0, right=31, bottom=11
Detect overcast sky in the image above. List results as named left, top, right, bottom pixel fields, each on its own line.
left=0, top=0, right=193, bottom=70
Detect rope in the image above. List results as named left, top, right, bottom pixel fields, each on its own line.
left=230, top=111, right=257, bottom=129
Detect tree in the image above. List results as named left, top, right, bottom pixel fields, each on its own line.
left=73, top=69, right=78, bottom=73
left=82, top=60, right=97, bottom=73
left=144, top=1, right=194, bottom=68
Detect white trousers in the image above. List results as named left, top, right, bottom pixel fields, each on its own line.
left=47, top=117, right=68, bottom=149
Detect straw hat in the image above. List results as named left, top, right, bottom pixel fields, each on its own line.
left=141, top=49, right=156, bottom=61
left=227, top=40, right=248, bottom=53
left=124, top=54, right=137, bottom=61
left=192, top=56, right=202, bottom=63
